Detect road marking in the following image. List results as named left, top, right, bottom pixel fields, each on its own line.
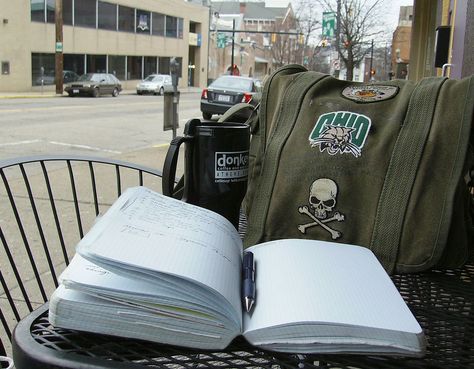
left=0, top=139, right=42, bottom=147
left=48, top=141, right=122, bottom=154
left=0, top=105, right=89, bottom=113
left=153, top=143, right=170, bottom=148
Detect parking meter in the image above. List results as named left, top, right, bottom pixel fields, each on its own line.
left=170, top=57, right=180, bottom=91
left=165, top=57, right=181, bottom=138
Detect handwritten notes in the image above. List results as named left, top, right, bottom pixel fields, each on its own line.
left=77, top=187, right=243, bottom=319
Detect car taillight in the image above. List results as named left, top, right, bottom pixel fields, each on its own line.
left=201, top=88, right=208, bottom=99
left=242, top=93, right=252, bottom=103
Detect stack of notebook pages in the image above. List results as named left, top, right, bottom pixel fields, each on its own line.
left=49, top=186, right=426, bottom=356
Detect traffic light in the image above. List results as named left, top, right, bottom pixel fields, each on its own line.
left=298, top=34, right=304, bottom=45
left=271, top=33, right=277, bottom=43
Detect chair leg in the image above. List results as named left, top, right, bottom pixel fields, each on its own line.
left=0, top=338, right=6, bottom=357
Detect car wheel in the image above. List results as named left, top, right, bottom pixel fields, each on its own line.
left=202, top=112, right=212, bottom=120
left=67, top=91, right=73, bottom=97
left=92, top=88, right=100, bottom=98
left=112, top=88, right=119, bottom=97
left=159, top=87, right=164, bottom=96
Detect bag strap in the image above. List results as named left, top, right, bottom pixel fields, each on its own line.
left=370, top=77, right=447, bottom=273
left=217, top=102, right=255, bottom=123
left=259, top=64, right=307, bottom=151
left=244, top=71, right=329, bottom=247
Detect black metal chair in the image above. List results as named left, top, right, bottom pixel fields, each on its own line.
left=2, top=155, right=474, bottom=369
left=0, top=155, right=163, bottom=358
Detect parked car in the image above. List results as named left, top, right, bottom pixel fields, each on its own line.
left=200, top=75, right=261, bottom=120
left=136, top=74, right=172, bottom=95
left=64, top=73, right=122, bottom=97
left=35, top=70, right=79, bottom=86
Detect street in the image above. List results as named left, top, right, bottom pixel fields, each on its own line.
left=0, top=92, right=202, bottom=166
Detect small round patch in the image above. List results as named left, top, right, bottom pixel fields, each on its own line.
left=342, top=85, right=399, bottom=103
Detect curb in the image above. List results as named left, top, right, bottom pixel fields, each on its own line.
left=0, top=94, right=58, bottom=99
left=0, top=89, right=201, bottom=99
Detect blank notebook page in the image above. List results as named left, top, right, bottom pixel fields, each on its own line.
left=243, top=239, right=421, bottom=335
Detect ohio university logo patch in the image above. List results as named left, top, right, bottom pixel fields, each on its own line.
left=309, top=111, right=372, bottom=158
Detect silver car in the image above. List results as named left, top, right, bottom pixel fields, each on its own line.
left=136, top=74, right=172, bottom=95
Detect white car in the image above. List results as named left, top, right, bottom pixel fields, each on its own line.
left=136, top=74, right=172, bottom=95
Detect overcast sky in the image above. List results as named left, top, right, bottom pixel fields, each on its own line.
left=265, top=0, right=414, bottom=34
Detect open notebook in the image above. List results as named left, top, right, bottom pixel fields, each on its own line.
left=49, top=186, right=425, bottom=356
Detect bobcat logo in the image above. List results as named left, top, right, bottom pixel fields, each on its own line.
left=311, top=125, right=361, bottom=157
left=309, top=111, right=372, bottom=158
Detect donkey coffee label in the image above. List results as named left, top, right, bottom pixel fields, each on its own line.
left=215, top=151, right=249, bottom=183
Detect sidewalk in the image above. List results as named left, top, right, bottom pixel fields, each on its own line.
left=0, top=86, right=202, bottom=99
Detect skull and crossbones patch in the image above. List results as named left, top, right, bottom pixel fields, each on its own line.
left=298, top=178, right=345, bottom=240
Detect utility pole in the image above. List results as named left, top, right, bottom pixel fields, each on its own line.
left=334, top=0, right=341, bottom=79
left=369, top=39, right=374, bottom=81
left=55, top=0, right=63, bottom=95
left=231, top=19, right=235, bottom=75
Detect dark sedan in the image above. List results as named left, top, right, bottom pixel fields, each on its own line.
left=65, top=73, right=122, bottom=97
left=200, top=76, right=260, bottom=120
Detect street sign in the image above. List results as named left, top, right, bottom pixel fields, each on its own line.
left=55, top=42, right=63, bottom=53
left=217, top=33, right=227, bottom=48
left=322, top=12, right=336, bottom=39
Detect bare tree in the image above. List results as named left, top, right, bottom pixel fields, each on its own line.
left=294, top=0, right=322, bottom=67
left=270, top=8, right=300, bottom=68
left=317, top=0, right=385, bottom=80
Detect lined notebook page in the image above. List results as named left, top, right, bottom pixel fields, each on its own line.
left=77, top=187, right=243, bottom=319
left=243, top=239, right=421, bottom=335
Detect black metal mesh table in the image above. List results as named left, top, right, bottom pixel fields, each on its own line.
left=12, top=261, right=474, bottom=369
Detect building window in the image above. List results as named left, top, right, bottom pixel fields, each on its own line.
left=178, top=18, right=183, bottom=39
left=136, top=10, right=150, bottom=34
left=127, top=56, right=142, bottom=80
left=152, top=12, right=165, bottom=36
left=118, top=6, right=134, bottom=33
left=109, top=55, right=126, bottom=80
left=75, top=0, right=96, bottom=28
left=64, top=54, right=85, bottom=76
left=31, top=0, right=45, bottom=22
left=87, top=55, right=107, bottom=73
left=46, top=0, right=55, bottom=23
left=166, top=16, right=177, bottom=38
left=63, top=0, right=73, bottom=25
left=98, top=1, right=117, bottom=30
left=159, top=57, right=170, bottom=74
left=31, top=53, right=55, bottom=86
left=1, top=62, right=10, bottom=75
left=144, top=57, right=157, bottom=77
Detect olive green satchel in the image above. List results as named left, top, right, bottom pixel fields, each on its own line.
left=243, top=65, right=474, bottom=274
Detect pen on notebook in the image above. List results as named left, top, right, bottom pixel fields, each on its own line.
left=242, top=251, right=256, bottom=313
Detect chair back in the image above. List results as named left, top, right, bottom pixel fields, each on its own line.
left=0, top=155, right=162, bottom=356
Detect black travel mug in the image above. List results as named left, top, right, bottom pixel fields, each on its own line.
left=163, top=119, right=250, bottom=228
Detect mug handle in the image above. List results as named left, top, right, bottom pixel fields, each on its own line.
left=162, top=136, right=189, bottom=198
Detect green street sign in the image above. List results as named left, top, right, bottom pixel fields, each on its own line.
left=55, top=42, right=63, bottom=53
left=217, top=33, right=227, bottom=48
left=322, top=12, right=336, bottom=38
